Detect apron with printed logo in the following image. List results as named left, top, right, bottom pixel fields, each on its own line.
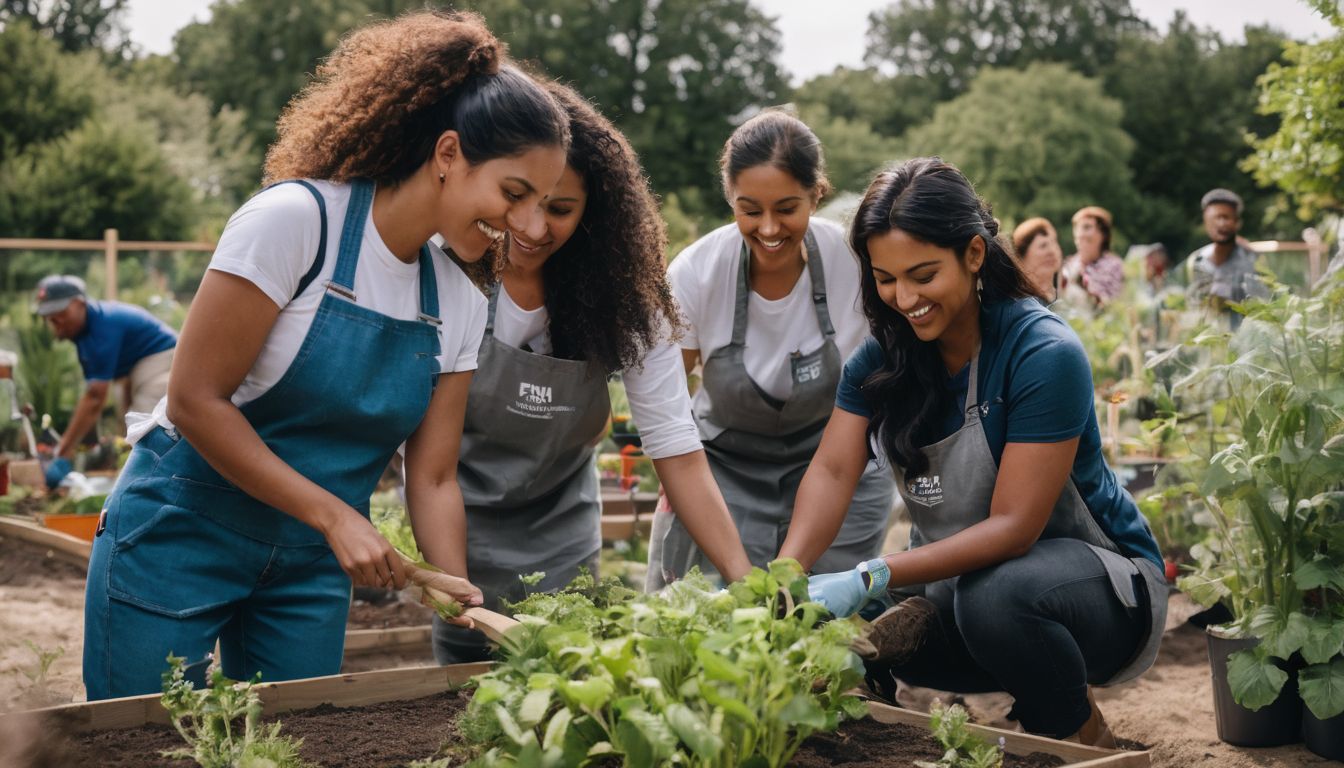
left=646, top=229, right=893, bottom=589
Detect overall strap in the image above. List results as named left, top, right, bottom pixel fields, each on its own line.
left=802, top=228, right=835, bottom=338
left=416, top=245, right=442, bottom=326
left=327, top=178, right=374, bottom=301
left=730, top=242, right=752, bottom=347
left=253, top=179, right=328, bottom=303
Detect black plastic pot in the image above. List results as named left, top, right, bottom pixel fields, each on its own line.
left=1207, top=629, right=1302, bottom=747
left=1303, top=700, right=1344, bottom=761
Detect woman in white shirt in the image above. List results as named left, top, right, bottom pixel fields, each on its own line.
left=434, top=82, right=751, bottom=662
left=83, top=11, right=568, bottom=699
left=647, top=111, right=895, bottom=588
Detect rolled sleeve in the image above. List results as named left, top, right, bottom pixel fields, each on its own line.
left=622, top=336, right=701, bottom=459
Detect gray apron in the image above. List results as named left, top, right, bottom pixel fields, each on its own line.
left=646, top=230, right=894, bottom=589
left=895, top=351, right=1167, bottom=686
left=434, top=284, right=608, bottom=662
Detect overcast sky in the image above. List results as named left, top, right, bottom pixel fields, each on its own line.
left=126, top=0, right=1336, bottom=84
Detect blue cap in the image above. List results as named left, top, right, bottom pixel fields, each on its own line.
left=34, top=275, right=87, bottom=316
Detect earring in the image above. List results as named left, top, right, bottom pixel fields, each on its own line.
left=976, top=275, right=983, bottom=299
left=438, top=172, right=445, bottom=184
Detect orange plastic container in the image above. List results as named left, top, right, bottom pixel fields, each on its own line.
left=41, top=512, right=100, bottom=542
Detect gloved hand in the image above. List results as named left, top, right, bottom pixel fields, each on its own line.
left=44, top=456, right=73, bottom=489
left=806, top=557, right=891, bottom=618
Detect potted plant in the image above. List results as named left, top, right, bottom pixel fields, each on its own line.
left=1160, top=274, right=1344, bottom=751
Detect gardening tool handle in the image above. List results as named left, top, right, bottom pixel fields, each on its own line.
left=461, top=606, right=521, bottom=644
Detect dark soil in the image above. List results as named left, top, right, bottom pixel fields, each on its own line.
left=30, top=689, right=1077, bottom=768
left=347, top=587, right=434, bottom=629
left=0, top=534, right=87, bottom=585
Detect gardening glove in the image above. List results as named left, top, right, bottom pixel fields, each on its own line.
left=806, top=558, right=890, bottom=619
left=43, top=457, right=72, bottom=489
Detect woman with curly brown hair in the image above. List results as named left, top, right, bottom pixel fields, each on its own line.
left=434, top=82, right=752, bottom=663
left=646, top=110, right=895, bottom=589
left=83, top=10, right=569, bottom=699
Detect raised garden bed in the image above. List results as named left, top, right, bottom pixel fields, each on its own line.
left=3, top=664, right=1149, bottom=767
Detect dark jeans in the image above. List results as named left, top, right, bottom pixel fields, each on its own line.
left=866, top=538, right=1147, bottom=738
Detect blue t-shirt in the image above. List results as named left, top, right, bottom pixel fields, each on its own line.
left=836, top=297, right=1162, bottom=568
left=74, top=301, right=177, bottom=382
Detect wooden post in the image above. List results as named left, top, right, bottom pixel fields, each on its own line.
left=1304, top=227, right=1324, bottom=287
left=103, top=228, right=118, bottom=300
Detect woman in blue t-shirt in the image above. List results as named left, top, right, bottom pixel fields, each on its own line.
left=778, top=158, right=1167, bottom=746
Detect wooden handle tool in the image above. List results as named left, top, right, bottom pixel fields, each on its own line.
left=395, top=552, right=520, bottom=644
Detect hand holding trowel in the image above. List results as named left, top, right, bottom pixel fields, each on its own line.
left=395, top=551, right=520, bottom=645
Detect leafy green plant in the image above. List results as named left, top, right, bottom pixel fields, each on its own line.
left=159, top=655, right=316, bottom=768
left=1160, top=274, right=1344, bottom=720
left=7, top=306, right=80, bottom=431
left=913, top=701, right=1004, bottom=768
left=458, top=560, right=867, bottom=767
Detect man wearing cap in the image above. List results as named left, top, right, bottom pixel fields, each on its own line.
left=1185, top=189, right=1269, bottom=328
left=34, top=275, right=177, bottom=487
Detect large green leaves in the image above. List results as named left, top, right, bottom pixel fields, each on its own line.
left=1299, top=658, right=1344, bottom=721
left=1226, top=649, right=1289, bottom=712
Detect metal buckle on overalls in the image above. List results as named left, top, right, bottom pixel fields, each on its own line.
left=417, top=313, right=443, bottom=326
left=324, top=281, right=357, bottom=301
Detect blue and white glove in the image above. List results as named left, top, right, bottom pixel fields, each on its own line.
left=44, top=456, right=73, bottom=489
left=806, top=558, right=891, bottom=618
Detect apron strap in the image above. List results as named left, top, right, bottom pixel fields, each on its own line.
left=416, top=245, right=442, bottom=326
left=731, top=227, right=833, bottom=347
left=250, top=179, right=329, bottom=304
left=802, top=228, right=835, bottom=339
left=484, top=281, right=501, bottom=337
left=965, top=346, right=982, bottom=413
left=327, top=178, right=374, bottom=301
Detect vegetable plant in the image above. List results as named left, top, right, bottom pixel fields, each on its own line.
left=159, top=655, right=316, bottom=768
left=1159, top=273, right=1344, bottom=720
left=913, top=701, right=1005, bottom=768
left=456, top=560, right=868, bottom=767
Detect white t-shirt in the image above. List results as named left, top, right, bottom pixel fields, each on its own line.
left=489, top=284, right=701, bottom=460
left=668, top=218, right=870, bottom=403
left=128, top=180, right=487, bottom=442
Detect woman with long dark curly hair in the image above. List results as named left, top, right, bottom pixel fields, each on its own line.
left=780, top=158, right=1166, bottom=746
left=645, top=110, right=895, bottom=589
left=435, top=82, right=751, bottom=663
left=83, top=10, right=570, bottom=699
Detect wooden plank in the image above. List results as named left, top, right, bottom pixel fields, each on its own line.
left=0, top=515, right=92, bottom=566
left=342, top=625, right=432, bottom=655
left=867, top=701, right=1149, bottom=767
left=0, top=238, right=215, bottom=251
left=601, top=513, right=652, bottom=541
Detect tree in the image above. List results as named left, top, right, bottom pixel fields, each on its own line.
left=0, top=20, right=96, bottom=160
left=797, top=103, right=901, bottom=195
left=0, top=0, right=129, bottom=55
left=461, top=0, right=788, bottom=214
left=863, top=0, right=1148, bottom=101
left=793, top=66, right=938, bottom=140
left=1102, top=14, right=1289, bottom=255
left=1243, top=1, right=1344, bottom=220
left=901, top=63, right=1138, bottom=249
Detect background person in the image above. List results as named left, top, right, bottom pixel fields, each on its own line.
left=82, top=11, right=568, bottom=700
left=1185, top=188, right=1268, bottom=328
left=647, top=110, right=895, bottom=588
left=782, top=158, right=1166, bottom=747
left=434, top=82, right=751, bottom=663
left=1010, top=217, right=1062, bottom=303
left=1060, top=206, right=1125, bottom=307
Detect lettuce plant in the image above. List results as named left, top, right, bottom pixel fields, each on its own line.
left=458, top=560, right=867, bottom=767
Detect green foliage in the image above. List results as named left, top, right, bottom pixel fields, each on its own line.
left=862, top=0, right=1148, bottom=101
left=0, top=21, right=97, bottom=160
left=1166, top=273, right=1344, bottom=719
left=7, top=306, right=81, bottom=430
left=914, top=701, right=1004, bottom=768
left=793, top=67, right=938, bottom=141
left=18, top=640, right=64, bottom=689
left=902, top=63, right=1137, bottom=233
left=797, top=103, right=902, bottom=195
left=159, top=655, right=316, bottom=768
left=0, top=0, right=130, bottom=56
left=460, top=560, right=867, bottom=767
left=1243, top=6, right=1344, bottom=220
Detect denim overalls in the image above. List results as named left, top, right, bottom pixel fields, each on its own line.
left=83, top=179, right=443, bottom=699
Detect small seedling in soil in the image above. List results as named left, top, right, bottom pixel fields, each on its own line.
left=914, top=701, right=1005, bottom=768
left=159, top=655, right=316, bottom=768
left=15, top=640, right=67, bottom=708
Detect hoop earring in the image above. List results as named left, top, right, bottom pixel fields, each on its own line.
left=438, top=172, right=445, bottom=184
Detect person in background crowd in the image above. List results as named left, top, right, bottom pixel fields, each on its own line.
left=1141, top=244, right=1170, bottom=296
left=1061, top=206, right=1125, bottom=307
left=1010, top=218, right=1062, bottom=303
left=646, top=110, right=895, bottom=588
left=34, top=274, right=177, bottom=488
left=82, top=10, right=567, bottom=700
left=1185, top=188, right=1268, bottom=328
left=785, top=158, right=1166, bottom=748
left=433, top=81, right=751, bottom=663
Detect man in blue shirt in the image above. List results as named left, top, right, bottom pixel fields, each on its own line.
left=34, top=275, right=177, bottom=487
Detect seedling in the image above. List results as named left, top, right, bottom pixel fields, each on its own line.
left=914, top=701, right=1005, bottom=768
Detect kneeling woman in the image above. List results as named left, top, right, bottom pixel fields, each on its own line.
left=781, top=158, right=1166, bottom=744
left=435, top=82, right=752, bottom=662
